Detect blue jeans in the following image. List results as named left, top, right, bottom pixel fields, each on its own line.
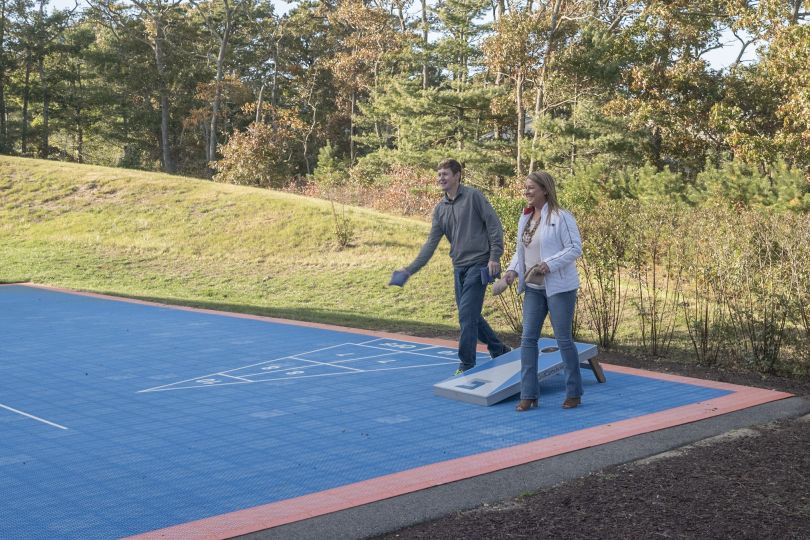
left=453, top=265, right=509, bottom=371
left=520, top=287, right=581, bottom=400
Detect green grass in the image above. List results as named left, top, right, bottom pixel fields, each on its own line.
left=0, top=155, right=510, bottom=339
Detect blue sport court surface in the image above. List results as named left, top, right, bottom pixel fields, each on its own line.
left=0, top=284, right=790, bottom=539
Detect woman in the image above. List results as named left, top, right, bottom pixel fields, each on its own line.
left=494, top=171, right=583, bottom=411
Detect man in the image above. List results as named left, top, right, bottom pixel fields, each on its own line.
left=394, top=159, right=510, bottom=374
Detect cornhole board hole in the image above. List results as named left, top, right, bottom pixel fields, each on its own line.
left=433, top=338, right=603, bottom=406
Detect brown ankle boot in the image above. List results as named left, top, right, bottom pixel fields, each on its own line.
left=562, top=397, right=581, bottom=409
left=515, top=399, right=538, bottom=412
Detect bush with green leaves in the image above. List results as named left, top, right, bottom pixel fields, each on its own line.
left=313, top=143, right=348, bottom=187
left=575, top=199, right=632, bottom=349
left=486, top=184, right=808, bottom=376
left=213, top=111, right=307, bottom=188
left=688, top=160, right=809, bottom=211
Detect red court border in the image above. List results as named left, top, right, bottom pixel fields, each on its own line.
left=3, top=284, right=793, bottom=540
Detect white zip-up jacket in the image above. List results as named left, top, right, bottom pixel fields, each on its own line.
left=506, top=203, right=582, bottom=297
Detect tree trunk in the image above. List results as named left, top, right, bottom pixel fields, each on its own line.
left=570, top=87, right=577, bottom=174
left=421, top=0, right=428, bottom=89
left=493, top=0, right=504, bottom=141
left=153, top=18, right=174, bottom=172
left=271, top=38, right=279, bottom=107
left=38, top=57, right=49, bottom=158
left=516, top=72, right=524, bottom=177
left=350, top=89, right=356, bottom=164
left=303, top=83, right=316, bottom=175
left=528, top=84, right=541, bottom=173
left=208, top=37, right=227, bottom=165
left=75, top=63, right=84, bottom=163
left=651, top=126, right=663, bottom=171
left=76, top=105, right=84, bottom=163
left=21, top=54, right=31, bottom=155
left=0, top=0, right=6, bottom=152
left=255, top=81, right=265, bottom=123
left=528, top=0, right=562, bottom=173
left=159, top=91, right=172, bottom=171
left=207, top=1, right=234, bottom=168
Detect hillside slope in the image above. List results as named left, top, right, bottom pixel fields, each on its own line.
left=0, top=156, right=500, bottom=338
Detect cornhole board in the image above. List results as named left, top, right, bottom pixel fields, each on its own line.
left=433, top=338, right=602, bottom=406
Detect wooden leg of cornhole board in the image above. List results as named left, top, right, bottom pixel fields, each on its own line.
left=588, top=357, right=606, bottom=383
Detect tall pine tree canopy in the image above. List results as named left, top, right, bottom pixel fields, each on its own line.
left=0, top=0, right=807, bottom=196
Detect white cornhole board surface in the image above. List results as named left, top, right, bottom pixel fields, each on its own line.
left=433, top=337, right=599, bottom=406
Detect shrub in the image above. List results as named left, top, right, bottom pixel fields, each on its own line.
left=212, top=108, right=307, bottom=188
left=330, top=201, right=355, bottom=249
left=576, top=200, right=632, bottom=349
left=679, top=208, right=733, bottom=367
left=313, top=143, right=348, bottom=187
left=719, top=211, right=792, bottom=374
left=627, top=204, right=686, bottom=356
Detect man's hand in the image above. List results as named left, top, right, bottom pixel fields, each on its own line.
left=389, top=268, right=411, bottom=287
left=488, top=260, right=501, bottom=279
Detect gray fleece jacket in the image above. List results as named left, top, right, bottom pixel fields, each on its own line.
left=406, top=184, right=504, bottom=274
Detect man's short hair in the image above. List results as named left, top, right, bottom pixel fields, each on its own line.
left=437, top=158, right=462, bottom=176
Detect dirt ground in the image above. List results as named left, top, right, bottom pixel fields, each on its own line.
left=374, top=352, right=810, bottom=539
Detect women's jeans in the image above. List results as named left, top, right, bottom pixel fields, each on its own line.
left=519, top=287, right=581, bottom=400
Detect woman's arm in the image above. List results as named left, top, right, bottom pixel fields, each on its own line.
left=543, top=210, right=582, bottom=272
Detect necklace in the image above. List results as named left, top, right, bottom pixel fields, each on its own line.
left=522, top=212, right=541, bottom=247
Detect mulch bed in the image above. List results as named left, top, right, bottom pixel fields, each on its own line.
left=375, top=353, right=810, bottom=539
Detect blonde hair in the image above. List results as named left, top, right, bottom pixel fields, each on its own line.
left=526, top=170, right=560, bottom=224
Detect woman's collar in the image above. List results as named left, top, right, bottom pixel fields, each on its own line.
left=523, top=202, right=549, bottom=215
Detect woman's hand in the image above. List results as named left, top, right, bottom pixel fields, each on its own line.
left=492, top=270, right=517, bottom=296
left=536, top=262, right=550, bottom=274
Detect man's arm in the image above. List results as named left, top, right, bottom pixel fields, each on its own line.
left=476, top=192, right=505, bottom=266
left=403, top=206, right=444, bottom=275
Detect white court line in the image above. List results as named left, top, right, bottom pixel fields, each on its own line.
left=0, top=403, right=68, bottom=430
left=218, top=373, right=253, bottom=382
left=230, top=356, right=369, bottom=378
left=137, top=345, right=354, bottom=393
left=138, top=340, right=455, bottom=393
left=356, top=343, right=467, bottom=361
left=138, top=342, right=388, bottom=392
left=356, top=338, right=439, bottom=351
left=140, top=360, right=459, bottom=392
left=303, top=351, right=398, bottom=367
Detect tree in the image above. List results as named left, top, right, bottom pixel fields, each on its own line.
left=93, top=0, right=185, bottom=172
left=605, top=1, right=725, bottom=176
left=12, top=0, right=76, bottom=157
left=325, top=0, right=406, bottom=164
left=188, top=0, right=253, bottom=166
left=53, top=21, right=98, bottom=162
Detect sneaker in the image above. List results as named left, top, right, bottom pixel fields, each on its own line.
left=453, top=369, right=464, bottom=376
left=491, top=346, right=512, bottom=359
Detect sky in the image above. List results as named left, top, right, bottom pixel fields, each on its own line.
left=48, top=0, right=756, bottom=70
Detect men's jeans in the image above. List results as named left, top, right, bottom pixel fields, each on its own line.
left=519, top=287, right=581, bottom=400
left=453, top=265, right=509, bottom=371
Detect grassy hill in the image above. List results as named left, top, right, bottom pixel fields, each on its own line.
left=0, top=156, right=507, bottom=339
